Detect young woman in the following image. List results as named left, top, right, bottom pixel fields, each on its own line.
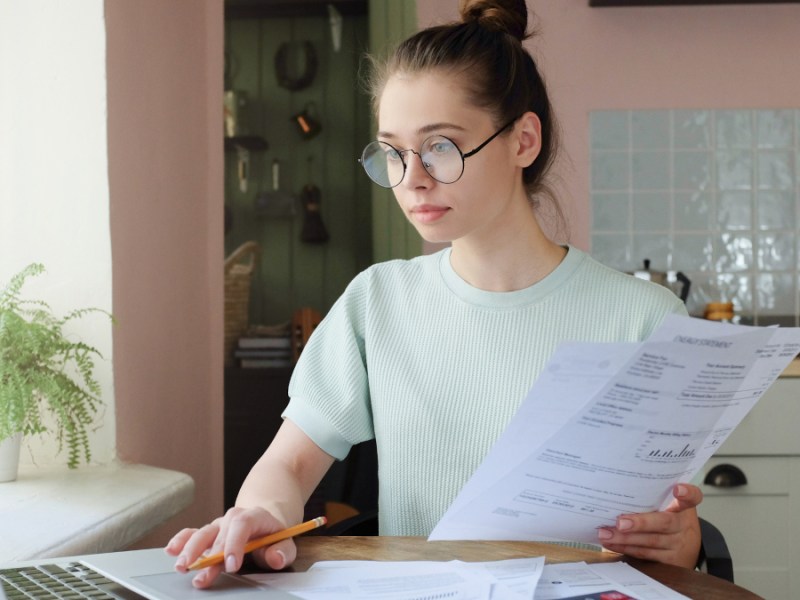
left=168, top=0, right=703, bottom=587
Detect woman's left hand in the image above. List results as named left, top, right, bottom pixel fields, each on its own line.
left=596, top=483, right=703, bottom=569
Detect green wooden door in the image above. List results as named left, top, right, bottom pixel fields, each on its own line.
left=224, top=13, right=373, bottom=324
left=224, top=1, right=419, bottom=327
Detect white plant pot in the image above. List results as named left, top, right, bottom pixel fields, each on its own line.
left=0, top=433, right=23, bottom=482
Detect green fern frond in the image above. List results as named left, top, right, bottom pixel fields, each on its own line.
left=0, top=263, right=45, bottom=307
left=0, top=264, right=112, bottom=468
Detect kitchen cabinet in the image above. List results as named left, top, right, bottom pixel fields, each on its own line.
left=693, top=373, right=800, bottom=599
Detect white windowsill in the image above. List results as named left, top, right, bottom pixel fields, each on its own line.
left=0, top=462, right=194, bottom=563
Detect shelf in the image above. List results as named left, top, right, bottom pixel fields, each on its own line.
left=225, top=0, right=367, bottom=19
left=224, top=135, right=269, bottom=152
left=590, top=0, right=799, bottom=5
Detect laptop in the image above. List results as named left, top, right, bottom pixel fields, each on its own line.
left=0, top=547, right=301, bottom=600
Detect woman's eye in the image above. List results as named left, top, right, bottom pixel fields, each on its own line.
left=429, top=140, right=455, bottom=154
left=385, top=148, right=402, bottom=161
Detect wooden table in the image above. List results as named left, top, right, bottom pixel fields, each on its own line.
left=294, top=536, right=762, bottom=600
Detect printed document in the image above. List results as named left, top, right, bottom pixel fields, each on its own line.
left=535, top=561, right=689, bottom=599
left=248, top=557, right=544, bottom=599
left=248, top=557, right=690, bottom=599
left=430, top=315, right=800, bottom=543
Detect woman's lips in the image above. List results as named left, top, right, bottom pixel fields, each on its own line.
left=410, top=205, right=450, bottom=224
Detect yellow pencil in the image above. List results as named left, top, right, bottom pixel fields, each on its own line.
left=187, top=516, right=327, bottom=571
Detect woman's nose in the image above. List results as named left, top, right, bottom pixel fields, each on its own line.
left=402, top=151, right=433, bottom=189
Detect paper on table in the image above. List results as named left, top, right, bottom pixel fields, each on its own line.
left=587, top=562, right=691, bottom=599
left=469, top=557, right=545, bottom=599
left=249, top=567, right=486, bottom=600
left=309, top=558, right=545, bottom=599
left=249, top=557, right=686, bottom=600
left=534, top=561, right=690, bottom=600
left=431, top=315, right=800, bottom=544
left=248, top=557, right=545, bottom=600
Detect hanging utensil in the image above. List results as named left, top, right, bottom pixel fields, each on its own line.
left=255, top=159, right=296, bottom=218
left=301, top=156, right=329, bottom=244
left=290, top=102, right=322, bottom=140
left=236, top=147, right=249, bottom=193
left=328, top=4, right=343, bottom=52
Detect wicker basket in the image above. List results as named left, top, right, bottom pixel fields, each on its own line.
left=224, top=241, right=261, bottom=366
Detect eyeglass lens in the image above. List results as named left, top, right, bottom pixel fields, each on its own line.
left=360, top=135, right=465, bottom=188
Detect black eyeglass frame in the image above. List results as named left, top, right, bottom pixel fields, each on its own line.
left=358, top=117, right=519, bottom=189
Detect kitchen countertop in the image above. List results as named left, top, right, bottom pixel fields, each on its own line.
left=0, top=462, right=194, bottom=563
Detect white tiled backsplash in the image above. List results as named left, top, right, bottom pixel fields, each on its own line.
left=590, top=109, right=800, bottom=325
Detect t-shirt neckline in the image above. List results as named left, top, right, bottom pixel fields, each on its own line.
left=437, top=245, right=583, bottom=309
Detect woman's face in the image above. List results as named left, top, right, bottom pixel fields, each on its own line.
left=377, top=71, right=530, bottom=246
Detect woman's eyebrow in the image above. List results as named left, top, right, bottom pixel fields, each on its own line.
left=377, top=122, right=467, bottom=139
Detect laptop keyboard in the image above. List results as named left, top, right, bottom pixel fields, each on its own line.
left=0, top=563, right=127, bottom=600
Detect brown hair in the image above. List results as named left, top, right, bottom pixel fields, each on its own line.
left=367, top=0, right=562, bottom=218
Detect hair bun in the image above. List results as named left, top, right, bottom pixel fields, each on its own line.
left=459, top=0, right=529, bottom=41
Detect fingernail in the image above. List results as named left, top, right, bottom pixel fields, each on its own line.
left=617, top=518, right=633, bottom=531
left=275, top=550, right=286, bottom=569
left=192, top=572, right=206, bottom=588
left=676, top=484, right=687, bottom=497
left=175, top=556, right=187, bottom=570
left=225, top=554, right=237, bottom=573
left=597, top=528, right=612, bottom=540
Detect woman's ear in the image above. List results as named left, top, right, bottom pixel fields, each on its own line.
left=514, top=111, right=542, bottom=168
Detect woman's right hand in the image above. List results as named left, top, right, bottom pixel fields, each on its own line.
left=166, top=420, right=335, bottom=588
left=165, top=506, right=296, bottom=589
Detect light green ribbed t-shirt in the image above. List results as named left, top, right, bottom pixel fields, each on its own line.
left=284, top=246, right=687, bottom=536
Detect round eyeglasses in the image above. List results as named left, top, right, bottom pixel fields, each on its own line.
left=358, top=118, right=518, bottom=189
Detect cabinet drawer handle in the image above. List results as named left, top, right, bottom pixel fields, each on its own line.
left=704, top=463, right=748, bottom=488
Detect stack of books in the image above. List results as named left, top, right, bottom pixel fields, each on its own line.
left=234, top=335, right=293, bottom=369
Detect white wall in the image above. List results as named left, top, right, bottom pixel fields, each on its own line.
left=0, top=0, right=225, bottom=543
left=0, top=1, right=115, bottom=465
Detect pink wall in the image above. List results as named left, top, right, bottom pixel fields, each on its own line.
left=105, top=0, right=225, bottom=546
left=98, top=0, right=798, bottom=547
left=418, top=1, right=800, bottom=248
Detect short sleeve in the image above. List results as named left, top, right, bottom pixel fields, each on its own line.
left=282, top=271, right=374, bottom=460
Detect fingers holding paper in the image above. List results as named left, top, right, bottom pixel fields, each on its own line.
left=597, top=483, right=703, bottom=569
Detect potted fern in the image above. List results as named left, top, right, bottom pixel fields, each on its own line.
left=0, top=263, right=110, bottom=481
